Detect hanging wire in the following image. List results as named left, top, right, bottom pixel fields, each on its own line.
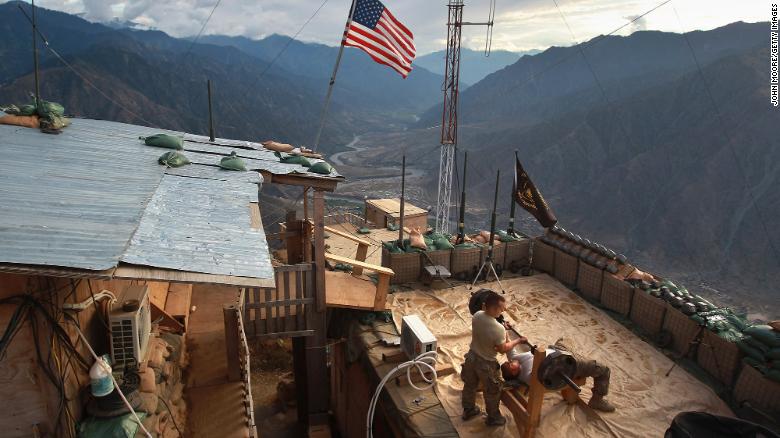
left=184, top=0, right=224, bottom=57
left=671, top=4, right=780, bottom=270
left=248, top=0, right=331, bottom=90
left=484, top=0, right=496, bottom=56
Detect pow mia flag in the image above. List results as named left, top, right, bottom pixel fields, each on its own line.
left=514, top=157, right=557, bottom=228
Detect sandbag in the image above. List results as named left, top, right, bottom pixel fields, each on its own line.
left=158, top=151, right=190, bottom=168
left=383, top=241, right=403, bottom=254
left=409, top=227, right=427, bottom=250
left=37, top=100, right=64, bottom=118
left=768, top=348, right=780, bottom=360
left=454, top=243, right=477, bottom=249
left=744, top=336, right=770, bottom=354
left=219, top=151, right=247, bottom=171
left=767, top=369, right=780, bottom=383
left=744, top=325, right=780, bottom=347
left=357, top=226, right=371, bottom=234
left=434, top=236, right=454, bottom=250
left=736, top=339, right=766, bottom=362
left=262, top=140, right=294, bottom=153
left=0, top=114, right=40, bottom=129
left=279, top=154, right=311, bottom=167
left=142, top=134, right=183, bottom=150
left=18, top=104, right=37, bottom=116
left=308, top=161, right=333, bottom=174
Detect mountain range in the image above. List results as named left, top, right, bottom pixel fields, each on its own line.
left=357, top=21, right=778, bottom=315
left=414, top=48, right=540, bottom=85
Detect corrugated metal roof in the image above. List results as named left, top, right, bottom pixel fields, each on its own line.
left=120, top=175, right=272, bottom=279
left=0, top=116, right=331, bottom=282
left=0, top=119, right=166, bottom=270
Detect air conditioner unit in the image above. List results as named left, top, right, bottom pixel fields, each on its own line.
left=109, top=285, right=152, bottom=366
left=401, top=315, right=437, bottom=359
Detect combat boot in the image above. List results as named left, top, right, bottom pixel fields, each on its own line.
left=462, top=406, right=481, bottom=421
left=486, top=415, right=506, bottom=426
left=588, top=395, right=616, bottom=412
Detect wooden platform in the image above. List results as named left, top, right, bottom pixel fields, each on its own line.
left=325, top=271, right=389, bottom=310
left=186, top=284, right=252, bottom=438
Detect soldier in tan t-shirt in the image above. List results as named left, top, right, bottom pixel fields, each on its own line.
left=461, top=291, right=526, bottom=426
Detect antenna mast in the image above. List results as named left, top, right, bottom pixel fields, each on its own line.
left=435, top=0, right=494, bottom=233
left=32, top=0, right=41, bottom=108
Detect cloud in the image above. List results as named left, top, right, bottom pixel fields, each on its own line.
left=25, top=0, right=766, bottom=54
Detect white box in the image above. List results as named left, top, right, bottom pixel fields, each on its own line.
left=401, top=315, right=437, bottom=359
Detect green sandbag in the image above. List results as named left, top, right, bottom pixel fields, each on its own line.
left=382, top=241, right=403, bottom=254
left=745, top=336, right=771, bottom=354
left=768, top=348, right=780, bottom=360
left=18, top=104, right=36, bottom=116
left=737, top=339, right=766, bottom=362
left=423, top=236, right=434, bottom=249
left=141, top=133, right=183, bottom=150
left=309, top=161, right=332, bottom=174
left=280, top=155, right=311, bottom=167
left=219, top=151, right=247, bottom=171
left=37, top=100, right=64, bottom=118
left=158, top=151, right=190, bottom=168
left=334, top=262, right=353, bottom=272
left=767, top=369, right=780, bottom=383
left=434, top=236, right=454, bottom=250
left=357, top=227, right=371, bottom=234
left=744, top=325, right=780, bottom=348
left=387, top=223, right=399, bottom=231
left=454, top=243, right=477, bottom=249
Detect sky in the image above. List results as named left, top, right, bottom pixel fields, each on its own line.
left=23, top=0, right=767, bottom=54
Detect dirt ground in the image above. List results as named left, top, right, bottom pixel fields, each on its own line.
left=249, top=339, right=304, bottom=438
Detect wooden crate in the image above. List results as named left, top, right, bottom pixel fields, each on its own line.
left=504, top=239, right=530, bottom=271
left=553, top=249, right=578, bottom=288
left=381, top=249, right=421, bottom=284
left=630, top=291, right=667, bottom=338
left=423, top=249, right=451, bottom=272
left=531, top=239, right=555, bottom=274
left=662, top=304, right=702, bottom=356
left=600, top=274, right=634, bottom=316
left=577, top=262, right=604, bottom=302
left=451, top=246, right=483, bottom=278
left=734, top=364, right=780, bottom=413
left=697, top=330, right=743, bottom=387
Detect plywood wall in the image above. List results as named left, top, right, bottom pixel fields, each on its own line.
left=0, top=273, right=172, bottom=437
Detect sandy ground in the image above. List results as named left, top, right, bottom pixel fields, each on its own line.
left=388, top=274, right=733, bottom=438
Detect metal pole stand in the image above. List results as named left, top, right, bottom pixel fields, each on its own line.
left=469, top=247, right=505, bottom=293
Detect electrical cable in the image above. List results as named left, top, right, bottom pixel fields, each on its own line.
left=671, top=4, right=780, bottom=270
left=157, top=394, right=184, bottom=437
left=184, top=0, right=224, bottom=57
left=64, top=315, right=152, bottom=438
left=366, top=351, right=438, bottom=438
left=248, top=0, right=331, bottom=90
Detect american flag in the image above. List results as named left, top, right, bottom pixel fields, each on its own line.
left=344, top=0, right=416, bottom=78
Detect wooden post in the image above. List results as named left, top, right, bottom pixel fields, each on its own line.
left=286, top=210, right=303, bottom=264
left=292, top=337, right=309, bottom=424
left=304, top=189, right=330, bottom=433
left=303, top=188, right=312, bottom=263
left=223, top=304, right=241, bottom=382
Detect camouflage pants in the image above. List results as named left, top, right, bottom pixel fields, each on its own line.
left=554, top=339, right=610, bottom=396
left=461, top=350, right=503, bottom=420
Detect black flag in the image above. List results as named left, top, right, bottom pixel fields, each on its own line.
left=514, top=158, right=557, bottom=228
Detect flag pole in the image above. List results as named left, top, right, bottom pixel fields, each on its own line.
left=313, top=0, right=357, bottom=151
left=508, top=150, right=518, bottom=235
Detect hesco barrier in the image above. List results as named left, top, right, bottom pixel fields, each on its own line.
left=424, top=249, right=452, bottom=272
left=450, top=246, right=483, bottom=278
left=733, top=363, right=780, bottom=413
left=382, top=249, right=421, bottom=284
left=600, top=274, right=634, bottom=316
left=504, top=240, right=530, bottom=271
left=630, top=291, right=667, bottom=338
left=662, top=304, right=703, bottom=356
left=489, top=244, right=506, bottom=269
left=553, top=249, right=579, bottom=288
left=531, top=239, right=555, bottom=274
left=577, top=262, right=604, bottom=302
left=697, top=330, right=742, bottom=387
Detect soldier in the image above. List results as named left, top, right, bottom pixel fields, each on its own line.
left=501, top=338, right=616, bottom=412
left=461, top=291, right=527, bottom=426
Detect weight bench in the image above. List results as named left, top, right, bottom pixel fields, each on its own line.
left=500, top=348, right=586, bottom=438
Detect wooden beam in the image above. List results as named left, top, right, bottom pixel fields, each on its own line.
left=114, top=264, right=275, bottom=288
left=324, top=253, right=394, bottom=276
left=353, top=242, right=369, bottom=276
left=249, top=202, right=263, bottom=229
left=150, top=301, right=184, bottom=333
left=259, top=171, right=340, bottom=192
left=223, top=304, right=241, bottom=382
left=313, top=191, right=326, bottom=312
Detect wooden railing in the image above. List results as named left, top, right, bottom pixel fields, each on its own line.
left=324, top=211, right=374, bottom=228
left=223, top=290, right=257, bottom=437
left=243, top=264, right=315, bottom=339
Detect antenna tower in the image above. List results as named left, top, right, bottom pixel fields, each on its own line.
left=435, top=0, right=494, bottom=233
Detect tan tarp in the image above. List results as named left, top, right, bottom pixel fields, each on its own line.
left=389, top=274, right=733, bottom=437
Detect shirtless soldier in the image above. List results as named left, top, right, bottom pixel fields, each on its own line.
left=461, top=292, right=526, bottom=426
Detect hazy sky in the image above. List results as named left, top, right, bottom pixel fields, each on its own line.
left=25, top=0, right=767, bottom=54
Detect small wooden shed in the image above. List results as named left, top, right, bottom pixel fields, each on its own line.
left=364, top=198, right=428, bottom=230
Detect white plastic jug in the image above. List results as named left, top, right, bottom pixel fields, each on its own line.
left=90, top=354, right=114, bottom=397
